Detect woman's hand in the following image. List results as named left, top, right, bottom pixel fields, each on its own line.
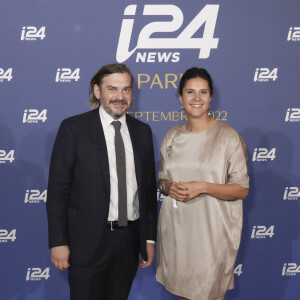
left=165, top=181, right=189, bottom=201
left=184, top=181, right=248, bottom=201
left=183, top=181, right=207, bottom=200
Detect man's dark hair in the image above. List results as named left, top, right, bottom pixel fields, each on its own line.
left=89, top=63, right=134, bottom=109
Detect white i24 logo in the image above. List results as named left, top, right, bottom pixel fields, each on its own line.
left=287, top=27, right=300, bottom=41
left=116, top=4, right=219, bottom=63
left=234, top=264, right=243, bottom=276
left=157, top=189, right=167, bottom=202
left=0, top=150, right=15, bottom=163
left=23, top=109, right=47, bottom=123
left=0, top=68, right=13, bottom=82
left=254, top=68, right=278, bottom=82
left=282, top=263, right=300, bottom=276
left=252, top=148, right=276, bottom=161
left=55, top=68, right=80, bottom=82
left=251, top=226, right=274, bottom=239
left=25, top=190, right=47, bottom=203
left=283, top=187, right=300, bottom=200
left=21, top=26, right=46, bottom=40
left=26, top=268, right=50, bottom=281
left=0, top=229, right=16, bottom=242
left=285, top=108, right=300, bottom=122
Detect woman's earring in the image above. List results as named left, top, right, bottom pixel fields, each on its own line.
left=208, top=103, right=213, bottom=118
left=179, top=102, right=185, bottom=121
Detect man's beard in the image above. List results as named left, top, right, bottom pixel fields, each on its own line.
left=100, top=99, right=132, bottom=119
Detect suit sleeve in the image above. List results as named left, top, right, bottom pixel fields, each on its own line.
left=146, top=125, right=158, bottom=241
left=46, top=119, right=76, bottom=248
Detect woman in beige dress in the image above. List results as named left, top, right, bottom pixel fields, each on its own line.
left=156, top=67, right=249, bottom=300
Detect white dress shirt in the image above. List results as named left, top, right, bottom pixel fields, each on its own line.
left=99, top=106, right=139, bottom=221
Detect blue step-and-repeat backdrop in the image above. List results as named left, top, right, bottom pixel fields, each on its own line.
left=1, top=0, right=300, bottom=299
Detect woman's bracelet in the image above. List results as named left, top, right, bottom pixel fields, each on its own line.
left=159, top=180, right=169, bottom=195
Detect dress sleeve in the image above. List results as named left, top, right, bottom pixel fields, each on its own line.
left=226, top=130, right=249, bottom=188
left=158, top=133, right=170, bottom=182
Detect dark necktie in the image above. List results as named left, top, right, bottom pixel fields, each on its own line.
left=111, top=121, right=127, bottom=226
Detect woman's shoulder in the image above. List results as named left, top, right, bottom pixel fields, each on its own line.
left=163, top=125, right=183, bottom=141
left=216, top=121, right=240, bottom=138
left=216, top=121, right=246, bottom=151
left=160, top=125, right=183, bottom=153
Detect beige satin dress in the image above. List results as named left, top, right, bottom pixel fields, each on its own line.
left=156, top=121, right=249, bottom=300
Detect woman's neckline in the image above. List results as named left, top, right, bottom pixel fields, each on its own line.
left=183, top=119, right=218, bottom=134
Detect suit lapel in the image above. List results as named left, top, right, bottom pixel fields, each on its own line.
left=89, top=109, right=110, bottom=195
left=89, top=111, right=143, bottom=203
left=126, top=115, right=142, bottom=190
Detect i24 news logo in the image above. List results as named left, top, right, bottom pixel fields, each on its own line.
left=282, top=263, right=300, bottom=276
left=116, top=4, right=219, bottom=63
left=252, top=148, right=276, bottom=161
left=25, top=190, right=47, bottom=203
left=0, top=229, right=16, bottom=242
left=283, top=187, right=300, bottom=200
left=234, top=264, right=242, bottom=276
left=254, top=68, right=278, bottom=82
left=55, top=68, right=80, bottom=82
left=23, top=109, right=47, bottom=123
left=251, top=226, right=274, bottom=239
left=285, top=108, right=300, bottom=122
left=26, top=268, right=50, bottom=281
left=157, top=189, right=167, bottom=202
left=21, top=26, right=46, bottom=41
left=0, top=68, right=13, bottom=82
left=287, top=27, right=300, bottom=41
left=0, top=150, right=15, bottom=164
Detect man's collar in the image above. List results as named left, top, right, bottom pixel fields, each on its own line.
left=99, top=106, right=127, bottom=131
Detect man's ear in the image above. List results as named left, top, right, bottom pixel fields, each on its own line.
left=94, top=84, right=101, bottom=100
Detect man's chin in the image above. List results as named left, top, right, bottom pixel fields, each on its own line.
left=101, top=105, right=129, bottom=119
left=110, top=109, right=127, bottom=119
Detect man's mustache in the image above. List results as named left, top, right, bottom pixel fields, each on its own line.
left=109, top=99, right=127, bottom=105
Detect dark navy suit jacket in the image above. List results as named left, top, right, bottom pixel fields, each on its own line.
left=46, top=109, right=157, bottom=267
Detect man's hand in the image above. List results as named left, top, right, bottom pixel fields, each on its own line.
left=139, top=243, right=155, bottom=268
left=51, top=245, right=70, bottom=271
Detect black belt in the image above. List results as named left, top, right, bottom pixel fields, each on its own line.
left=106, top=219, right=138, bottom=231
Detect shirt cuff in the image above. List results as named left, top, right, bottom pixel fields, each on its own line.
left=146, top=240, right=155, bottom=244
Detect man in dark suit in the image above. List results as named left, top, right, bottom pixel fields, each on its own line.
left=46, top=64, right=157, bottom=300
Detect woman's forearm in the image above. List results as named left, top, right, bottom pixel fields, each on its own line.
left=201, top=182, right=248, bottom=200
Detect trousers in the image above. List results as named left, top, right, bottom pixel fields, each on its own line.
left=68, top=221, right=140, bottom=300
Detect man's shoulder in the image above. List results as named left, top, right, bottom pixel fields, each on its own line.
left=61, top=109, right=97, bottom=126
left=126, top=113, right=151, bottom=131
